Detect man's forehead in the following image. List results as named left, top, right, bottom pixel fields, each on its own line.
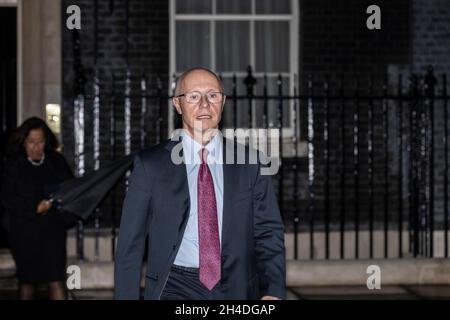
left=182, top=70, right=220, bottom=86
left=183, top=70, right=218, bottom=84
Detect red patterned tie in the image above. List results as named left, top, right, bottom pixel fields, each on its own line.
left=198, top=148, right=221, bottom=290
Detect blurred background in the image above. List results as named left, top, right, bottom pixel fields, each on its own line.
left=1, top=0, right=450, bottom=299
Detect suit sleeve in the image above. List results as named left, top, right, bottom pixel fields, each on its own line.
left=252, top=158, right=286, bottom=299
left=49, top=152, right=78, bottom=226
left=114, top=154, right=152, bottom=300
left=0, top=160, right=41, bottom=218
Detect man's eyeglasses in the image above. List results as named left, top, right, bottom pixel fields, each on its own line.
left=175, top=91, right=225, bottom=104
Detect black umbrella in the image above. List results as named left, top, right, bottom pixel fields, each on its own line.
left=49, top=154, right=134, bottom=220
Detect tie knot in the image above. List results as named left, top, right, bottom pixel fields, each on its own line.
left=199, top=148, right=209, bottom=164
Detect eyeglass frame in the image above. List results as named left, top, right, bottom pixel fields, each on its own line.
left=174, top=91, right=226, bottom=104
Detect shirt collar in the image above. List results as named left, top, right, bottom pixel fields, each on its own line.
left=181, top=129, right=223, bottom=169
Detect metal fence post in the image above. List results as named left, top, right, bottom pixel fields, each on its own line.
left=424, top=66, right=436, bottom=257
left=307, top=74, right=315, bottom=259
left=74, top=94, right=85, bottom=261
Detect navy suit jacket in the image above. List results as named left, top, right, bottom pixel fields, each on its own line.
left=114, top=137, right=286, bottom=300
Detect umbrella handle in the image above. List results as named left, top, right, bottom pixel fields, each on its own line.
left=47, top=194, right=64, bottom=212
left=47, top=194, right=61, bottom=204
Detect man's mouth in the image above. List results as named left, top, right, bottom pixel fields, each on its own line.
left=196, top=115, right=212, bottom=119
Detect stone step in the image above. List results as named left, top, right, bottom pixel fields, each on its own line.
left=0, top=249, right=15, bottom=273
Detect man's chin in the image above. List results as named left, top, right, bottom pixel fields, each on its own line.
left=192, top=121, right=219, bottom=133
left=190, top=125, right=219, bottom=142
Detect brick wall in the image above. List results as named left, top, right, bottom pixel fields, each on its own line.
left=62, top=0, right=169, bottom=167
left=411, top=0, right=450, bottom=229
left=299, top=0, right=411, bottom=82
left=282, top=0, right=450, bottom=234
left=412, top=0, right=450, bottom=76
left=61, top=0, right=169, bottom=227
left=60, top=0, right=450, bottom=234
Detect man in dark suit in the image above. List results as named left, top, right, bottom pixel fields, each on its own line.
left=114, top=68, right=285, bottom=300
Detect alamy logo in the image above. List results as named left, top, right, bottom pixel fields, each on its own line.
left=366, top=5, right=381, bottom=30
left=366, top=265, right=381, bottom=290
left=66, top=265, right=81, bottom=290
left=66, top=5, right=81, bottom=30
left=169, top=122, right=281, bottom=176
left=65, top=5, right=381, bottom=32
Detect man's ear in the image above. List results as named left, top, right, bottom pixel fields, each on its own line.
left=221, top=96, right=226, bottom=112
left=172, top=97, right=182, bottom=115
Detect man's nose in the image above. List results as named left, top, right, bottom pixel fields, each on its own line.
left=199, top=95, right=210, bottom=108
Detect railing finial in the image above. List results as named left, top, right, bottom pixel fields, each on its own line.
left=425, top=65, right=436, bottom=97
left=244, top=65, right=257, bottom=97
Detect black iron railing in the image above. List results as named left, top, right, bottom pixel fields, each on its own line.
left=70, top=66, right=450, bottom=261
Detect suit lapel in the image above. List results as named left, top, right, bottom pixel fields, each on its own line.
left=221, top=138, right=239, bottom=256
left=163, top=137, right=240, bottom=256
left=164, top=139, right=190, bottom=236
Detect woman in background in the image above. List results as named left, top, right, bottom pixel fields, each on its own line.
left=0, top=117, right=75, bottom=300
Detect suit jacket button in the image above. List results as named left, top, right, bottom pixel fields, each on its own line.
left=172, top=245, right=176, bottom=251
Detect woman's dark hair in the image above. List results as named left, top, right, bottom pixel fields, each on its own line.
left=8, top=117, right=59, bottom=157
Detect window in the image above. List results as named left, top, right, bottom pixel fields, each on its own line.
left=169, top=0, right=299, bottom=147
